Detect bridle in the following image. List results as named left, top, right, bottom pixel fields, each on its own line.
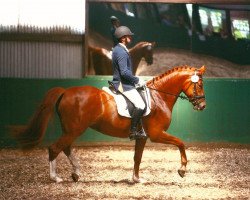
left=146, top=70, right=205, bottom=107
left=182, top=70, right=205, bottom=106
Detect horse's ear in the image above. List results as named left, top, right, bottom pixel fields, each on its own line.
left=151, top=42, right=156, bottom=47
left=199, top=65, right=206, bottom=74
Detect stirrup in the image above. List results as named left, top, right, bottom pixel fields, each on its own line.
left=129, top=128, right=147, bottom=141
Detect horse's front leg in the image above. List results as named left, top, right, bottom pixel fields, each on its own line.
left=150, top=131, right=187, bottom=178
left=132, top=138, right=147, bottom=183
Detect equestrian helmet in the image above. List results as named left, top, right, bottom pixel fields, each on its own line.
left=114, top=26, right=134, bottom=39
left=110, top=16, right=119, bottom=22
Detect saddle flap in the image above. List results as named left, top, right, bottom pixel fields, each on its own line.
left=102, top=86, right=151, bottom=118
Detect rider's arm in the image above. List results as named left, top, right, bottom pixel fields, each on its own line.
left=116, top=52, right=139, bottom=84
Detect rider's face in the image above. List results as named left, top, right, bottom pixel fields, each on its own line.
left=125, top=35, right=132, bottom=45
left=120, top=35, right=132, bottom=46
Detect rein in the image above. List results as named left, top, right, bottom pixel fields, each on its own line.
left=146, top=86, right=189, bottom=100
left=146, top=72, right=205, bottom=104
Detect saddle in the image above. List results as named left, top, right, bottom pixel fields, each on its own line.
left=102, top=81, right=151, bottom=118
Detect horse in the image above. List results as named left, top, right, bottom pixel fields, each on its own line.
left=87, top=41, right=155, bottom=75
left=12, top=65, right=206, bottom=183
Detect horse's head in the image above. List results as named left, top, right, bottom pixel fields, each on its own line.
left=141, top=42, right=155, bottom=65
left=182, top=66, right=206, bottom=111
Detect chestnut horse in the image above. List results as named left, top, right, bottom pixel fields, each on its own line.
left=13, top=66, right=206, bottom=183
left=87, top=41, right=155, bottom=75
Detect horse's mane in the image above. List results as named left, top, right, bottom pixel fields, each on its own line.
left=147, top=65, right=196, bottom=85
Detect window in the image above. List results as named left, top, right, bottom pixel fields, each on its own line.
left=230, top=11, right=250, bottom=40
left=199, top=6, right=225, bottom=34
left=109, top=3, right=135, bottom=17
left=186, top=4, right=193, bottom=21
left=124, top=3, right=135, bottom=17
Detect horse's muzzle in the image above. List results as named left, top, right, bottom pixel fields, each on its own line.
left=190, top=95, right=206, bottom=111
left=146, top=59, right=153, bottom=65
left=193, top=101, right=206, bottom=111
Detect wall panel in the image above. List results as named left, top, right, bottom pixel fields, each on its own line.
left=0, top=41, right=83, bottom=78
left=0, top=77, right=249, bottom=147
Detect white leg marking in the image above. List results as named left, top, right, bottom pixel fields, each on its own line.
left=132, top=171, right=147, bottom=184
left=49, top=160, right=63, bottom=183
left=68, top=153, right=81, bottom=176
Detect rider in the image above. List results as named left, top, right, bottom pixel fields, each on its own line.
left=111, top=26, right=147, bottom=140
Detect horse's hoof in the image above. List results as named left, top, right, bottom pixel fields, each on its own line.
left=132, top=177, right=147, bottom=184
left=178, top=169, right=185, bottom=178
left=72, top=173, right=79, bottom=182
left=50, top=176, right=63, bottom=183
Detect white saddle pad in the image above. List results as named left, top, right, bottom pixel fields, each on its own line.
left=102, top=87, right=151, bottom=118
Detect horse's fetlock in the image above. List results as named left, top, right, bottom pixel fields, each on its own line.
left=182, top=160, right=188, bottom=165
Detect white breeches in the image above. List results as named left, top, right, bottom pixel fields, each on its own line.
left=123, top=89, right=145, bottom=110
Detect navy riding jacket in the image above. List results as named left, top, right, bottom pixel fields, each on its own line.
left=111, top=44, right=139, bottom=91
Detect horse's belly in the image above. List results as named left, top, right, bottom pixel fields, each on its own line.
left=90, top=117, right=131, bottom=138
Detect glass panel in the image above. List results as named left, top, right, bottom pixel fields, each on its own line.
left=231, top=10, right=250, bottom=39
left=199, top=6, right=226, bottom=35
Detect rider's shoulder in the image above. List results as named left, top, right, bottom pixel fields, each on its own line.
left=113, top=45, right=125, bottom=54
left=113, top=44, right=121, bottom=50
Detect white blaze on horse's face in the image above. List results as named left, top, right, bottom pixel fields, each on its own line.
left=191, top=71, right=199, bottom=83
left=147, top=45, right=152, bottom=51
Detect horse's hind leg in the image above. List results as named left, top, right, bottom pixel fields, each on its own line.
left=49, top=158, right=63, bottom=183
left=63, top=146, right=81, bottom=182
left=48, top=133, right=80, bottom=182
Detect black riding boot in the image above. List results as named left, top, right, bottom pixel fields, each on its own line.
left=129, top=108, right=147, bottom=140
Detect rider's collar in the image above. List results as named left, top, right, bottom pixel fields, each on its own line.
left=119, top=43, right=129, bottom=53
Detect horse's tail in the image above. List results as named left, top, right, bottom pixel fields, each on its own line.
left=11, top=87, right=65, bottom=149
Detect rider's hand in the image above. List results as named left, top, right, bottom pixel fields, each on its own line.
left=136, top=78, right=145, bottom=88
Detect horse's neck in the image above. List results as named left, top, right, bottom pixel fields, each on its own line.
left=129, top=46, right=143, bottom=73
left=150, top=72, right=186, bottom=110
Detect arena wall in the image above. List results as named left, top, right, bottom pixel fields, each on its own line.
left=0, top=77, right=249, bottom=147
